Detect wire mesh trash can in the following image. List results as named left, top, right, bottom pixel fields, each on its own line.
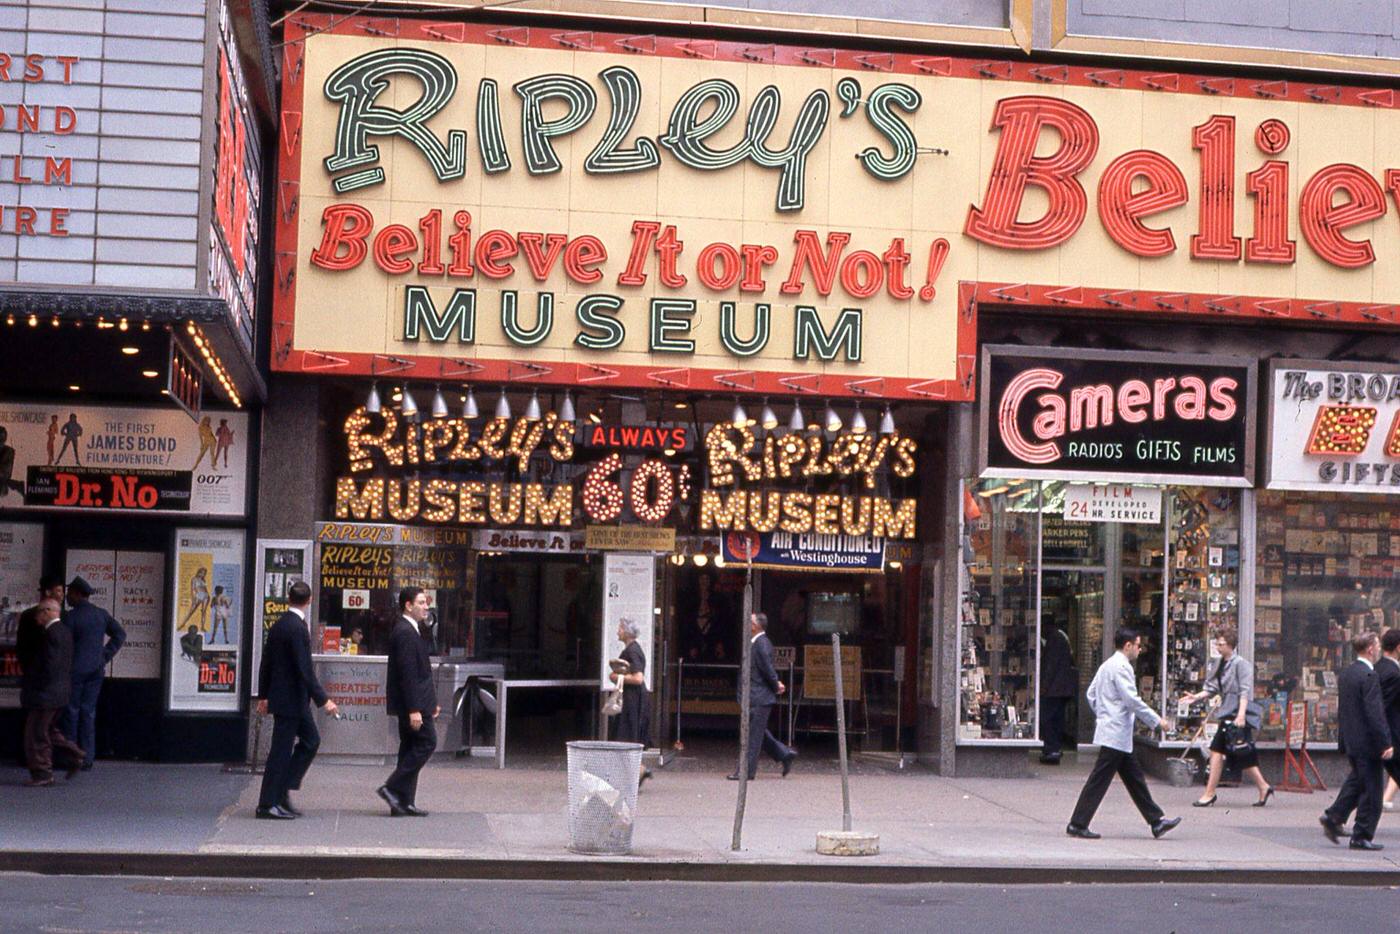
left=566, top=740, right=643, bottom=855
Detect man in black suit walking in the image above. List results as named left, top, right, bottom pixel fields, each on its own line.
left=1375, top=630, right=1400, bottom=795
left=728, top=612, right=796, bottom=781
left=378, top=586, right=438, bottom=816
left=255, top=581, right=338, bottom=820
left=1321, top=632, right=1393, bottom=850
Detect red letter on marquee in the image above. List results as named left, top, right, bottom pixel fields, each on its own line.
left=1300, top=164, right=1386, bottom=269
left=965, top=96, right=1099, bottom=250
left=1096, top=150, right=1187, bottom=257
left=310, top=204, right=373, bottom=271
left=1245, top=161, right=1295, bottom=264
left=1190, top=115, right=1240, bottom=260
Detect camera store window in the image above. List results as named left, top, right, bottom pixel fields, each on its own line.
left=1254, top=492, right=1400, bottom=744
left=959, top=479, right=1038, bottom=741
left=1151, top=487, right=1242, bottom=744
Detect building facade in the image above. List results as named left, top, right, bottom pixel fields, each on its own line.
left=249, top=0, right=1400, bottom=777
left=0, top=0, right=274, bottom=762
left=8, top=0, right=1399, bottom=775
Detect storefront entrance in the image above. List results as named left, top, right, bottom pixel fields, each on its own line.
left=964, top=477, right=1243, bottom=753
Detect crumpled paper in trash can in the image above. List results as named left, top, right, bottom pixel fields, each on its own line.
left=573, top=770, right=633, bottom=852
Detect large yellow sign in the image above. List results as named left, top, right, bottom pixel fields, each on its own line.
left=274, top=17, right=1400, bottom=401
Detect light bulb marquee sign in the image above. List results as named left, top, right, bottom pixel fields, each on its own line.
left=334, top=406, right=917, bottom=537
left=276, top=16, right=1400, bottom=402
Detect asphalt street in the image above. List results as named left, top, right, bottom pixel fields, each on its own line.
left=3, top=876, right=1396, bottom=933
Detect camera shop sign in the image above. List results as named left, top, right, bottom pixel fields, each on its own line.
left=1266, top=361, right=1400, bottom=493
left=980, top=346, right=1255, bottom=486
left=275, top=17, right=1400, bottom=401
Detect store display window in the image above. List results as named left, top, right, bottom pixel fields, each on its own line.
left=1254, top=491, right=1400, bottom=744
left=959, top=479, right=1039, bottom=741
left=1149, top=487, right=1241, bottom=743
left=959, top=478, right=1245, bottom=747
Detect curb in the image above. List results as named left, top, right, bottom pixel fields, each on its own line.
left=2, top=851, right=1399, bottom=887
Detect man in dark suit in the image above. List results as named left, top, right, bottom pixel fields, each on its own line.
left=62, top=576, right=125, bottom=770
left=1375, top=629, right=1400, bottom=795
left=255, top=581, right=338, bottom=820
left=728, top=612, right=796, bottom=781
left=1321, top=632, right=1394, bottom=850
left=378, top=586, right=438, bottom=816
left=19, top=597, right=85, bottom=786
left=1039, top=624, right=1078, bottom=764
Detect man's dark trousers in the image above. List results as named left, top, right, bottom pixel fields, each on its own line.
left=385, top=716, right=437, bottom=804
left=24, top=707, right=83, bottom=779
left=743, top=704, right=791, bottom=779
left=1042, top=695, right=1069, bottom=758
left=65, top=668, right=102, bottom=766
left=1070, top=747, right=1165, bottom=829
left=1326, top=755, right=1386, bottom=842
left=258, top=707, right=321, bottom=810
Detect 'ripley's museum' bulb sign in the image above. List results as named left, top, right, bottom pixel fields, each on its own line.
left=274, top=17, right=1400, bottom=401
left=335, top=408, right=919, bottom=538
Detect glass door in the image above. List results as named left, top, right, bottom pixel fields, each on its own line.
left=1040, top=568, right=1105, bottom=746
left=1116, top=518, right=1169, bottom=718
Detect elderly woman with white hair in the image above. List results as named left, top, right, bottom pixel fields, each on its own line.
left=609, top=617, right=653, bottom=788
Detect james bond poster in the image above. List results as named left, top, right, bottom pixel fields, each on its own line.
left=168, top=528, right=245, bottom=713
left=0, top=402, right=248, bottom=517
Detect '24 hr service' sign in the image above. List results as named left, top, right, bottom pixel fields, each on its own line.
left=980, top=346, right=1255, bottom=486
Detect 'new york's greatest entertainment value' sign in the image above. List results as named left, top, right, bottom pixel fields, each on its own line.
left=274, top=17, right=1400, bottom=400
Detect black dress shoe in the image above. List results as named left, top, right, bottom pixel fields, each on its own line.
left=255, top=805, right=295, bottom=820
left=1151, top=817, right=1182, bottom=838
left=377, top=785, right=407, bottom=816
left=725, top=773, right=756, bottom=781
left=1320, top=815, right=1343, bottom=845
left=1039, top=755, right=1061, bottom=765
left=1065, top=824, right=1101, bottom=839
left=1350, top=838, right=1384, bottom=851
left=279, top=796, right=303, bottom=817
left=781, top=752, right=798, bottom=777
left=402, top=803, right=429, bottom=817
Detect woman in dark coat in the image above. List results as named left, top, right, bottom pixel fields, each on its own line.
left=608, top=617, right=653, bottom=787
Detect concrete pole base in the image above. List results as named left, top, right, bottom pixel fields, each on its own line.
left=816, top=830, right=880, bottom=857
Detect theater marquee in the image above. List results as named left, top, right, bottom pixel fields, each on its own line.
left=274, top=16, right=1400, bottom=400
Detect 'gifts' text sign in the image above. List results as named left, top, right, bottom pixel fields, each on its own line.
left=980, top=346, right=1255, bottom=486
left=1266, top=360, right=1400, bottom=493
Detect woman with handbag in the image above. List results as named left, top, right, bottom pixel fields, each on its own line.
left=608, top=617, right=653, bottom=789
left=1180, top=629, right=1274, bottom=807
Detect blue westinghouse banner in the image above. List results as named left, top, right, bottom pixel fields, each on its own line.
left=722, top=531, right=885, bottom=573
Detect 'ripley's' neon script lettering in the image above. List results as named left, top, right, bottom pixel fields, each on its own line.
left=321, top=49, right=919, bottom=210
left=997, top=368, right=1239, bottom=465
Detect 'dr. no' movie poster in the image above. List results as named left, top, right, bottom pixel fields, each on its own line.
left=168, top=528, right=245, bottom=713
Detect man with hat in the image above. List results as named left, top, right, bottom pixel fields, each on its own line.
left=18, top=595, right=84, bottom=785
left=15, top=575, right=66, bottom=654
left=63, top=575, right=125, bottom=770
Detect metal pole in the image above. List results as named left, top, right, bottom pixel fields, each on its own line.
left=832, top=633, right=852, bottom=833
left=894, top=674, right=903, bottom=767
left=675, top=657, right=684, bottom=751
left=786, top=660, right=795, bottom=748
left=731, top=556, right=754, bottom=851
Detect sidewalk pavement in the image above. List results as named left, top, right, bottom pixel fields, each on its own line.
left=3, top=753, right=1399, bottom=884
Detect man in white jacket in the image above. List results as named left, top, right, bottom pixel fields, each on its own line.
left=1066, top=627, right=1182, bottom=840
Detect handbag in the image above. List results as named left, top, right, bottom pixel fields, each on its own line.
left=601, top=683, right=625, bottom=717
left=1221, top=720, right=1256, bottom=758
